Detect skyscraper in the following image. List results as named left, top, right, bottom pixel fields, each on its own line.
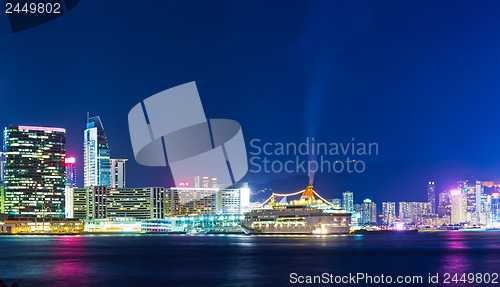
left=438, top=191, right=451, bottom=218
left=110, top=158, right=127, bottom=188
left=427, top=182, right=436, bottom=214
left=450, top=189, right=465, bottom=225
left=0, top=151, right=4, bottom=183
left=64, top=157, right=77, bottom=218
left=475, top=181, right=483, bottom=214
left=382, top=202, right=396, bottom=225
left=0, top=151, right=4, bottom=213
left=362, top=199, right=377, bottom=225
left=84, top=116, right=111, bottom=187
left=3, top=126, right=66, bottom=217
left=491, top=192, right=500, bottom=225
left=65, top=157, right=77, bottom=188
left=342, top=191, right=354, bottom=212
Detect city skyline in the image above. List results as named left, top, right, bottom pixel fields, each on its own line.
left=1, top=1, right=500, bottom=287
left=1, top=1, right=500, bottom=201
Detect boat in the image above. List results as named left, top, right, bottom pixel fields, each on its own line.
left=240, top=186, right=351, bottom=235
left=187, top=228, right=207, bottom=235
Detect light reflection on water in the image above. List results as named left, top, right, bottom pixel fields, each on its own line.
left=0, top=231, right=499, bottom=287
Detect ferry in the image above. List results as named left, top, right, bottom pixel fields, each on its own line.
left=240, top=186, right=351, bottom=235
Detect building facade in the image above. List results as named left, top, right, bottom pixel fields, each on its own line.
left=84, top=116, right=111, bottom=187
left=3, top=126, right=66, bottom=217
left=71, top=186, right=167, bottom=220
left=342, top=191, right=354, bottom=212
left=427, top=182, right=436, bottom=214
left=86, top=186, right=107, bottom=219
left=167, top=183, right=250, bottom=216
left=107, top=188, right=151, bottom=220
left=398, top=201, right=432, bottom=225
left=382, top=202, right=396, bottom=225
left=362, top=199, right=377, bottom=225
left=450, top=190, right=466, bottom=225
left=110, top=158, right=127, bottom=188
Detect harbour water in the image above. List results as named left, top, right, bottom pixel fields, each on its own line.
left=1, top=231, right=499, bottom=286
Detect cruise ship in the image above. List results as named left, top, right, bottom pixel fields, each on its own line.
left=240, top=186, right=351, bottom=235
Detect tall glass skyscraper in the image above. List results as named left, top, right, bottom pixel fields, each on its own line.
left=3, top=126, right=66, bottom=217
left=427, top=181, right=436, bottom=214
left=342, top=191, right=354, bottom=212
left=84, top=116, right=111, bottom=187
left=491, top=192, right=500, bottom=225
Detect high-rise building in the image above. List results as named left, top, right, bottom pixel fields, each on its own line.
left=382, top=202, right=396, bottom=225
left=0, top=186, right=4, bottom=214
left=438, top=191, right=450, bottom=207
left=0, top=152, right=4, bottom=214
left=3, top=126, right=66, bottom=217
left=491, top=192, right=500, bottom=225
left=450, top=190, right=466, bottom=225
left=476, top=181, right=483, bottom=214
left=399, top=201, right=432, bottom=225
left=0, top=151, right=4, bottom=183
left=84, top=116, right=111, bottom=188
left=342, top=191, right=354, bottom=212
left=362, top=199, right=377, bottom=225
left=110, top=158, right=127, bottom=188
left=65, top=157, right=77, bottom=188
left=64, top=157, right=77, bottom=219
left=427, top=182, right=436, bottom=214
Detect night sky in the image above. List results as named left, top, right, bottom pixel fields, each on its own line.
left=1, top=0, right=499, bottom=202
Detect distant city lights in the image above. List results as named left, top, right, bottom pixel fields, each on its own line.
left=450, top=189, right=461, bottom=196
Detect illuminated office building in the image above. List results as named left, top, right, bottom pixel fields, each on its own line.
left=362, top=199, right=377, bottom=225
left=342, top=191, right=354, bottom=212
left=450, top=190, right=466, bottom=225
left=168, top=183, right=249, bottom=216
left=150, top=187, right=166, bottom=219
left=399, top=201, right=432, bottom=224
left=382, top=202, right=396, bottom=225
left=64, top=157, right=77, bottom=218
left=169, top=187, right=219, bottom=216
left=72, top=188, right=87, bottom=219
left=110, top=158, right=127, bottom=188
left=3, top=126, right=66, bottom=217
left=0, top=152, right=4, bottom=213
left=219, top=182, right=250, bottom=214
left=107, top=188, right=151, bottom=220
left=427, top=182, right=436, bottom=214
left=72, top=186, right=166, bottom=220
left=0, top=151, right=4, bottom=183
left=491, top=192, right=500, bottom=225
left=84, top=116, right=111, bottom=187
left=65, top=157, right=77, bottom=188
left=86, top=185, right=107, bottom=219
